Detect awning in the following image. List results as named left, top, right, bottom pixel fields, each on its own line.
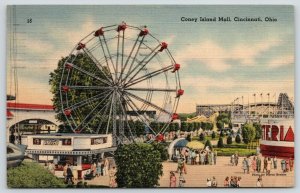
left=186, top=141, right=204, bottom=150
left=174, top=139, right=189, bottom=148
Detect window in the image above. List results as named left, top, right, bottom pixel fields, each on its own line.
left=33, top=138, right=41, bottom=145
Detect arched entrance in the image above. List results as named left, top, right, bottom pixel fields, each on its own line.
left=9, top=119, right=58, bottom=144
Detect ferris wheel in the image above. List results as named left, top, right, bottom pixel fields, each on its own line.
left=59, top=22, right=183, bottom=145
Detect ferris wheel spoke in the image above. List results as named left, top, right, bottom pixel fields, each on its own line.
left=121, top=36, right=147, bottom=84
left=96, top=38, right=115, bottom=83
left=80, top=96, right=112, bottom=133
left=68, top=85, right=114, bottom=90
left=96, top=96, right=113, bottom=134
left=124, top=49, right=161, bottom=86
left=125, top=65, right=173, bottom=87
left=102, top=34, right=117, bottom=81
left=116, top=91, right=137, bottom=140
left=125, top=91, right=172, bottom=115
left=68, top=63, right=112, bottom=86
left=120, top=30, right=125, bottom=83
left=122, top=94, right=157, bottom=136
left=105, top=92, right=115, bottom=134
left=64, top=90, right=110, bottom=111
left=116, top=31, right=120, bottom=81
left=82, top=48, right=114, bottom=83
left=118, top=35, right=140, bottom=83
left=75, top=90, right=113, bottom=131
left=125, top=87, right=176, bottom=92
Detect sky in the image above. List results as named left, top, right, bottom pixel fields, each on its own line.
left=6, top=5, right=294, bottom=113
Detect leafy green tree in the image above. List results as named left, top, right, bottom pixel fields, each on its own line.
left=242, top=123, right=256, bottom=146
left=253, top=122, right=262, bottom=141
left=7, top=162, right=65, bottom=188
left=227, top=136, right=233, bottom=144
left=204, top=139, right=212, bottom=150
left=114, top=143, right=163, bottom=188
left=216, top=113, right=231, bottom=131
left=217, top=137, right=224, bottom=148
left=49, top=53, right=110, bottom=133
left=199, top=133, right=205, bottom=141
left=181, top=122, right=188, bottom=132
left=211, top=131, right=216, bottom=139
left=235, top=134, right=241, bottom=143
left=220, top=130, right=225, bottom=137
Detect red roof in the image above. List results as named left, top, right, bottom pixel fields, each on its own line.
left=7, top=110, right=14, bottom=118
left=7, top=102, right=54, bottom=111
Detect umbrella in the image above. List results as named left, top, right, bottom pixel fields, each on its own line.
left=174, top=139, right=189, bottom=148
left=186, top=141, right=204, bottom=150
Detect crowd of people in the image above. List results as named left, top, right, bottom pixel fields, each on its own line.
left=174, top=148, right=218, bottom=166
left=239, top=155, right=294, bottom=175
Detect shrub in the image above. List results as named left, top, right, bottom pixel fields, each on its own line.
left=211, top=131, right=216, bottom=139
left=199, top=133, right=205, bottom=141
left=235, top=134, right=241, bottom=143
left=7, top=162, right=66, bottom=188
left=217, top=137, right=224, bottom=148
left=227, top=136, right=233, bottom=144
left=204, top=139, right=212, bottom=150
left=114, top=143, right=163, bottom=188
left=186, top=134, right=192, bottom=142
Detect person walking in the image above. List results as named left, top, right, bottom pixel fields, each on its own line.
left=251, top=157, right=257, bottom=173
left=256, top=156, right=261, bottom=173
left=246, top=156, right=251, bottom=174
left=273, top=156, right=277, bottom=169
left=267, top=157, right=272, bottom=175
left=256, top=177, right=263, bottom=187
left=237, top=177, right=242, bottom=187
left=211, top=176, right=218, bottom=187
left=242, top=158, right=248, bottom=174
left=223, top=176, right=230, bottom=187
left=66, top=164, right=74, bottom=184
left=178, top=172, right=186, bottom=187
left=169, top=172, right=177, bottom=187
left=206, top=178, right=212, bottom=187
left=195, top=151, right=200, bottom=165
left=103, top=158, right=109, bottom=176
left=263, top=157, right=268, bottom=173
left=213, top=150, right=217, bottom=165
left=235, top=153, right=239, bottom=166
left=109, top=166, right=117, bottom=188
left=281, top=159, right=286, bottom=173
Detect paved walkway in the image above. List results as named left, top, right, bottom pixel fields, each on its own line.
left=84, top=156, right=294, bottom=188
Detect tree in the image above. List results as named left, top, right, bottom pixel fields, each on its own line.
left=181, top=122, right=188, bottom=132
left=235, top=134, right=241, bottom=143
left=216, top=113, right=231, bottom=131
left=114, top=143, right=163, bottom=188
left=253, top=122, right=262, bottom=141
left=227, top=136, right=233, bottom=144
left=7, top=162, right=65, bottom=188
left=217, top=137, right=224, bottom=148
left=199, top=133, right=205, bottom=141
left=211, top=131, right=216, bottom=139
left=220, top=130, right=225, bottom=137
left=49, top=53, right=110, bottom=133
left=204, top=139, right=212, bottom=150
left=241, top=123, right=256, bottom=148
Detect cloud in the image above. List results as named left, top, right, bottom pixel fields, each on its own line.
left=18, top=34, right=54, bottom=55
left=268, top=54, right=294, bottom=68
left=174, top=38, right=283, bottom=72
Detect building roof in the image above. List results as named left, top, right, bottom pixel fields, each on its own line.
left=7, top=102, right=54, bottom=111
